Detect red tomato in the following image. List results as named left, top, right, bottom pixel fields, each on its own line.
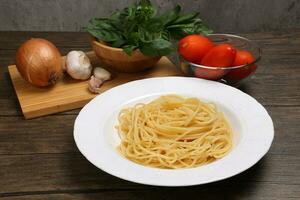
left=178, top=35, right=214, bottom=63
left=194, top=44, right=236, bottom=80
left=201, top=44, right=237, bottom=67
left=224, top=50, right=257, bottom=82
left=194, top=67, right=227, bottom=80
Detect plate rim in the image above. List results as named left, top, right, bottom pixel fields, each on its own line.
left=74, top=76, right=274, bottom=186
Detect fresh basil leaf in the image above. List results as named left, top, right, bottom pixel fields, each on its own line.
left=140, top=38, right=173, bottom=57
left=168, top=18, right=212, bottom=37
left=159, top=5, right=181, bottom=26
left=110, top=11, right=121, bottom=20
left=136, top=0, right=155, bottom=20
left=166, top=24, right=191, bottom=29
left=139, top=0, right=152, bottom=7
left=87, top=29, right=124, bottom=42
left=185, top=19, right=212, bottom=35
left=144, top=18, right=164, bottom=31
left=160, top=30, right=170, bottom=40
left=86, top=0, right=213, bottom=57
left=110, top=39, right=126, bottom=48
left=127, top=32, right=140, bottom=46
left=172, top=12, right=199, bottom=24
left=123, top=45, right=137, bottom=55
left=89, top=19, right=117, bottom=31
left=196, top=23, right=213, bottom=35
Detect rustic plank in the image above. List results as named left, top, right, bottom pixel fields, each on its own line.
left=8, top=54, right=181, bottom=119
left=0, top=153, right=299, bottom=196
left=1, top=58, right=300, bottom=118
left=0, top=34, right=300, bottom=115
left=0, top=31, right=299, bottom=119
left=0, top=30, right=300, bottom=200
left=1, top=30, right=299, bottom=64
left=0, top=32, right=91, bottom=50
left=0, top=106, right=298, bottom=196
left=0, top=153, right=142, bottom=194
left=0, top=106, right=299, bottom=155
left=0, top=182, right=299, bottom=200
left=0, top=115, right=77, bottom=154
left=1, top=31, right=300, bottom=67
left=0, top=108, right=299, bottom=193
left=0, top=30, right=299, bottom=50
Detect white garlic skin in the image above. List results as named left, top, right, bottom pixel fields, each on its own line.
left=93, top=67, right=111, bottom=81
left=88, top=75, right=103, bottom=94
left=88, top=67, right=112, bottom=94
left=65, top=51, right=92, bottom=80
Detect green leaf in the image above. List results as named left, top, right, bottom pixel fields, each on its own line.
left=166, top=24, right=190, bottom=29
left=123, top=45, right=137, bottom=55
left=159, top=5, right=181, bottom=26
left=136, top=0, right=155, bottom=19
left=87, top=28, right=124, bottom=42
left=137, top=18, right=164, bottom=43
left=172, top=12, right=199, bottom=24
left=167, top=18, right=213, bottom=37
left=110, top=39, right=126, bottom=48
left=197, top=24, right=213, bottom=35
left=160, top=30, right=170, bottom=40
left=86, top=0, right=213, bottom=57
left=89, top=18, right=122, bottom=32
left=144, top=17, right=164, bottom=31
left=127, top=32, right=140, bottom=46
left=110, top=11, right=121, bottom=20
left=140, top=38, right=173, bottom=57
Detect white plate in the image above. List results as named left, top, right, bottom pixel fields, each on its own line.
left=74, top=77, right=274, bottom=186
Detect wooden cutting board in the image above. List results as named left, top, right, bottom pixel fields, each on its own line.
left=8, top=51, right=182, bottom=119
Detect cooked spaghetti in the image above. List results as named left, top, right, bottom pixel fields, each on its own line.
left=116, top=95, right=232, bottom=169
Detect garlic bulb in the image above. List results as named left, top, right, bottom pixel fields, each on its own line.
left=88, top=67, right=112, bottom=94
left=65, top=51, right=92, bottom=80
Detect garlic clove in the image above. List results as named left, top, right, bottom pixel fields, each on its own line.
left=93, top=67, right=111, bottom=81
left=88, top=75, right=104, bottom=94
left=65, top=51, right=92, bottom=80
left=88, top=67, right=112, bottom=94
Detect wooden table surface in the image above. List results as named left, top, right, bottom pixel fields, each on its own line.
left=0, top=30, right=299, bottom=200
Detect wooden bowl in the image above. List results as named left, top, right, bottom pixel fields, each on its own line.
left=91, top=38, right=161, bottom=73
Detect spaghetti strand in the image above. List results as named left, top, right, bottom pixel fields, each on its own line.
left=116, top=95, right=232, bottom=169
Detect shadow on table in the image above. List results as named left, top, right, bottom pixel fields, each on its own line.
left=1, top=71, right=23, bottom=115
left=238, top=83, right=252, bottom=94
left=143, top=158, right=267, bottom=200
left=64, top=152, right=267, bottom=200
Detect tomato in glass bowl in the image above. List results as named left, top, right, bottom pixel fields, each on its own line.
left=178, top=34, right=261, bottom=87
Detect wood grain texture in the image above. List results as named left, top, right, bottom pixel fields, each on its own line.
left=0, top=107, right=299, bottom=155
left=8, top=53, right=181, bottom=119
left=1, top=186, right=300, bottom=200
left=2, top=56, right=300, bottom=117
left=0, top=32, right=91, bottom=50
left=0, top=154, right=299, bottom=197
left=0, top=30, right=300, bottom=199
left=92, top=39, right=162, bottom=73
left=0, top=107, right=299, bottom=198
left=0, top=30, right=299, bottom=119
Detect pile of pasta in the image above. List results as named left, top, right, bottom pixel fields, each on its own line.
left=117, top=95, right=232, bottom=169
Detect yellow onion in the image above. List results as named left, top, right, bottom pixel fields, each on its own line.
left=16, top=38, right=63, bottom=87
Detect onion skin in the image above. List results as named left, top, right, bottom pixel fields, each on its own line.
left=16, top=38, right=63, bottom=87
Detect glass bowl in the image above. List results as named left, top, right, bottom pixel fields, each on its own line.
left=178, top=34, right=261, bottom=87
